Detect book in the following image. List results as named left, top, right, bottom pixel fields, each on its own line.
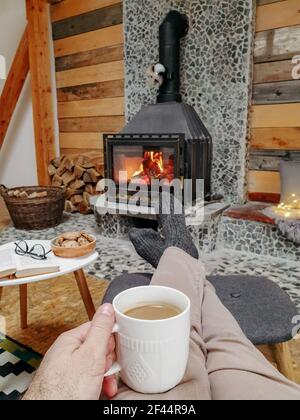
left=0, top=247, right=60, bottom=279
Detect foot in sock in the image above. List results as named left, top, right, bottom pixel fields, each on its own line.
left=157, top=193, right=199, bottom=261
left=129, top=193, right=199, bottom=268
left=129, top=228, right=167, bottom=268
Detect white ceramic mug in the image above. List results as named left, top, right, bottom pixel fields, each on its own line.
left=104, top=285, right=191, bottom=394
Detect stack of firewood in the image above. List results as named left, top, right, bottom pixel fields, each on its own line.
left=48, top=155, right=102, bottom=214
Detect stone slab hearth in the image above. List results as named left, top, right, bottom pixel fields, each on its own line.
left=218, top=203, right=300, bottom=262
left=0, top=213, right=300, bottom=311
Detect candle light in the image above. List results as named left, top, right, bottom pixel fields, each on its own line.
left=272, top=193, right=300, bottom=220
left=264, top=161, right=300, bottom=221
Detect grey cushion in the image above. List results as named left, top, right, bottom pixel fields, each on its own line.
left=102, top=273, right=299, bottom=346
left=208, top=275, right=299, bottom=346
left=102, top=273, right=153, bottom=304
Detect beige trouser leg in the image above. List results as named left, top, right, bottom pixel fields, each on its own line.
left=115, top=248, right=300, bottom=400
left=202, top=280, right=300, bottom=400
left=115, top=247, right=211, bottom=400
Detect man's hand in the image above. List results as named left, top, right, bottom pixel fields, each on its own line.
left=23, top=304, right=118, bottom=400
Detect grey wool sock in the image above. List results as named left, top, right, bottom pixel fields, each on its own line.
left=129, top=228, right=166, bottom=268
left=158, top=192, right=199, bottom=260
left=129, top=193, right=199, bottom=268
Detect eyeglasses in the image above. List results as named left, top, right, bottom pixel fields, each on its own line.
left=14, top=241, right=52, bottom=261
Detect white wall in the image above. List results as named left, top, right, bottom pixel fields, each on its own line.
left=0, top=0, right=58, bottom=188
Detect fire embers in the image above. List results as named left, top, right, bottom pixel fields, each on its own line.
left=132, top=152, right=175, bottom=184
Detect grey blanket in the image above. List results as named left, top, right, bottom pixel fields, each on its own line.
left=263, top=207, right=300, bottom=246
left=277, top=220, right=300, bottom=245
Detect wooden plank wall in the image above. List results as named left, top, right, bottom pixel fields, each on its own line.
left=249, top=0, right=300, bottom=203
left=50, top=0, right=125, bottom=173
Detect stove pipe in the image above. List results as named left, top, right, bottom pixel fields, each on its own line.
left=157, top=11, right=189, bottom=104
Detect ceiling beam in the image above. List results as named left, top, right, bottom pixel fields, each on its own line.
left=0, top=27, right=29, bottom=150
left=26, top=0, right=57, bottom=185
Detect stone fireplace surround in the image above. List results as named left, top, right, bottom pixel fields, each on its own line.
left=123, top=0, right=255, bottom=204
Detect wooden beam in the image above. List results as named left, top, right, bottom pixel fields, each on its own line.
left=59, top=132, right=104, bottom=150
left=248, top=170, right=281, bottom=194
left=52, top=3, right=123, bottom=41
left=0, top=28, right=29, bottom=149
left=256, top=0, right=300, bottom=32
left=55, top=44, right=124, bottom=72
left=59, top=115, right=125, bottom=132
left=254, top=60, right=295, bottom=84
left=58, top=97, right=125, bottom=118
left=51, top=0, right=122, bottom=23
left=251, top=104, right=300, bottom=128
left=254, top=25, right=300, bottom=64
left=57, top=79, right=125, bottom=102
left=54, top=24, right=124, bottom=58
left=26, top=0, right=57, bottom=185
left=257, top=1, right=283, bottom=5
left=251, top=127, right=300, bottom=150
left=253, top=80, right=300, bottom=105
left=56, top=60, right=124, bottom=88
left=249, top=150, right=300, bottom=171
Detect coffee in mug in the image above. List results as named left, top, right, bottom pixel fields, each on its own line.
left=124, top=303, right=182, bottom=320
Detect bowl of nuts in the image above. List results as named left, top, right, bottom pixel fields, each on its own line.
left=51, top=232, right=96, bottom=258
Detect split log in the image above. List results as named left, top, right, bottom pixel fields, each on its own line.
left=52, top=173, right=63, bottom=187
left=71, top=194, right=84, bottom=205
left=86, top=168, right=100, bottom=183
left=78, top=200, right=90, bottom=215
left=52, top=156, right=64, bottom=168
left=83, top=171, right=93, bottom=184
left=48, top=164, right=57, bottom=177
left=75, top=155, right=94, bottom=168
left=66, top=188, right=82, bottom=199
left=65, top=200, right=76, bottom=213
left=56, top=162, right=67, bottom=177
left=63, top=157, right=74, bottom=171
left=74, top=165, right=85, bottom=179
left=69, top=179, right=85, bottom=190
left=85, top=184, right=96, bottom=195
left=61, top=170, right=76, bottom=186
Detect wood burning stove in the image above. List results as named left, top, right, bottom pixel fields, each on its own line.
left=104, top=11, right=212, bottom=205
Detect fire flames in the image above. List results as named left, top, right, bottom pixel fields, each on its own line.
left=131, top=151, right=174, bottom=184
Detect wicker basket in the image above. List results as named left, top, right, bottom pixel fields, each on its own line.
left=0, top=185, right=66, bottom=230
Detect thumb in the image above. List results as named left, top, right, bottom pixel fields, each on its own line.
left=84, top=304, right=115, bottom=359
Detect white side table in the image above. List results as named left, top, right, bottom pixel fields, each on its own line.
left=0, top=241, right=98, bottom=329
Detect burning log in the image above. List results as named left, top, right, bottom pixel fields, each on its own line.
left=131, top=151, right=175, bottom=184
left=48, top=155, right=103, bottom=214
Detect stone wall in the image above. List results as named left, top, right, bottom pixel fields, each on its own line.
left=123, top=0, right=255, bottom=203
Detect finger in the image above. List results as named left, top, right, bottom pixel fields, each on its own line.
left=106, top=336, right=116, bottom=355
left=83, top=304, right=115, bottom=361
left=105, top=352, right=117, bottom=372
left=102, top=376, right=118, bottom=399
